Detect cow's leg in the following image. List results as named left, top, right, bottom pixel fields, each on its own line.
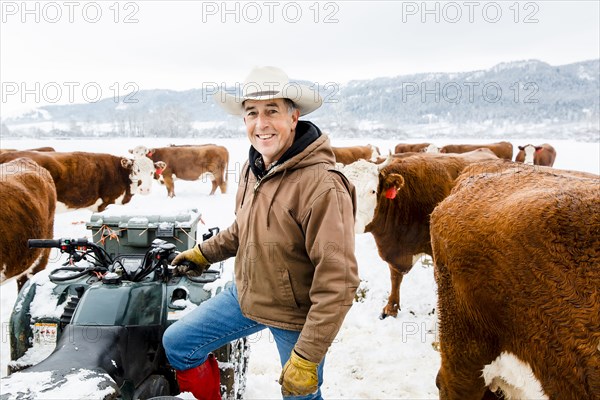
left=381, top=264, right=403, bottom=319
left=209, top=178, right=218, bottom=195
left=218, top=171, right=227, bottom=194
left=435, top=260, right=498, bottom=399
left=162, top=174, right=175, bottom=197
left=98, top=200, right=110, bottom=212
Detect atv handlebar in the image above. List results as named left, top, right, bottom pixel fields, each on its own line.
left=28, top=238, right=92, bottom=249
left=28, top=239, right=63, bottom=248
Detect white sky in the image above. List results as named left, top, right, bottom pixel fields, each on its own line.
left=1, top=0, right=599, bottom=116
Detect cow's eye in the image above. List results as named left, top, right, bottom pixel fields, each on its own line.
left=137, top=180, right=142, bottom=186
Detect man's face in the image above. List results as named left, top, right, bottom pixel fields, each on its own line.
left=243, top=98, right=299, bottom=167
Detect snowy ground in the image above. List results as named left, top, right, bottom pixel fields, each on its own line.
left=1, top=135, right=598, bottom=399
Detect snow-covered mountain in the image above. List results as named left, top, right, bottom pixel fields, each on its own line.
left=2, top=59, right=598, bottom=141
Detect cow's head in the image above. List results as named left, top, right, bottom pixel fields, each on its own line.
left=424, top=144, right=439, bottom=153
left=120, top=157, right=162, bottom=195
left=518, top=144, right=537, bottom=165
left=129, top=145, right=154, bottom=159
left=340, top=157, right=392, bottom=234
left=368, top=144, right=381, bottom=161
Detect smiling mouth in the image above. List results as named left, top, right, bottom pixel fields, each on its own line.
left=257, top=134, right=275, bottom=140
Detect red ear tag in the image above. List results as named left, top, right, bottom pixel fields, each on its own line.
left=385, top=187, right=397, bottom=199
left=155, top=168, right=164, bottom=175
left=147, top=151, right=153, bottom=157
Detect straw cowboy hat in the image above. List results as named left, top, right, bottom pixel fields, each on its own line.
left=214, top=66, right=323, bottom=116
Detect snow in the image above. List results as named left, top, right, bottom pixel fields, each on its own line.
left=1, top=135, right=599, bottom=399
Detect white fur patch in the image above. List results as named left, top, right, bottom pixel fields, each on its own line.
left=340, top=159, right=380, bottom=234
left=482, top=352, right=548, bottom=400
left=56, top=199, right=104, bottom=213
left=425, top=144, right=439, bottom=153
left=523, top=145, right=536, bottom=165
left=369, top=145, right=380, bottom=161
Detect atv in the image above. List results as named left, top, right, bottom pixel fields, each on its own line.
left=1, top=210, right=249, bottom=400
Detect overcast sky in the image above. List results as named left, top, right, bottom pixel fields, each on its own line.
left=1, top=1, right=599, bottom=116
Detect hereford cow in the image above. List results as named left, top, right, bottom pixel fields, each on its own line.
left=431, top=162, right=600, bottom=399
left=340, top=150, right=498, bottom=318
left=129, top=145, right=228, bottom=197
left=394, top=143, right=439, bottom=154
left=0, top=158, right=57, bottom=290
left=0, top=151, right=162, bottom=212
left=332, top=144, right=380, bottom=165
left=440, top=141, right=513, bottom=160
left=514, top=143, right=556, bottom=166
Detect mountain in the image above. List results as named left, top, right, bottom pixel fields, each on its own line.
left=2, top=59, right=598, bottom=141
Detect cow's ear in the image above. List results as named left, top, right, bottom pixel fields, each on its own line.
left=535, top=146, right=543, bottom=151
left=121, top=158, right=133, bottom=168
left=387, top=173, right=406, bottom=191
left=148, top=148, right=156, bottom=157
left=518, top=146, right=525, bottom=150
left=154, top=161, right=167, bottom=173
left=128, top=149, right=133, bottom=154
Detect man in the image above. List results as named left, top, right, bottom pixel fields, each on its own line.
left=163, top=66, right=360, bottom=399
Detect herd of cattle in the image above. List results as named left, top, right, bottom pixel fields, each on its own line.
left=0, top=139, right=598, bottom=398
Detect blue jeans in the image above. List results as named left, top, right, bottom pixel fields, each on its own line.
left=163, top=283, right=325, bottom=400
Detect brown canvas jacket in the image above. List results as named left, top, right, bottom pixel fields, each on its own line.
left=200, top=133, right=360, bottom=363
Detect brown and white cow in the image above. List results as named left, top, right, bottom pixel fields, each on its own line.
left=0, top=158, right=57, bottom=290
left=340, top=150, right=498, bottom=318
left=332, top=144, right=380, bottom=165
left=129, top=144, right=228, bottom=197
left=0, top=151, right=161, bottom=212
left=514, top=143, right=556, bottom=166
left=394, top=143, right=439, bottom=154
left=440, top=141, right=513, bottom=160
left=431, top=162, right=600, bottom=399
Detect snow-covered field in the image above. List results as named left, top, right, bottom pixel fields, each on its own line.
left=1, top=135, right=599, bottom=399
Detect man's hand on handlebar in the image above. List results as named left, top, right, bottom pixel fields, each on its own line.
left=171, top=245, right=210, bottom=277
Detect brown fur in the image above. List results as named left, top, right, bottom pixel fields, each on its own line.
left=431, top=162, right=600, bottom=399
left=147, top=145, right=229, bottom=197
left=365, top=152, right=497, bottom=318
left=0, top=147, right=54, bottom=154
left=0, top=151, right=135, bottom=211
left=394, top=143, right=431, bottom=153
left=0, top=158, right=56, bottom=290
left=515, top=143, right=557, bottom=166
left=440, top=141, right=513, bottom=160
left=332, top=145, right=378, bottom=165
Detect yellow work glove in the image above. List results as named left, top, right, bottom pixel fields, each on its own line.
left=171, top=245, right=210, bottom=276
left=278, top=350, right=318, bottom=396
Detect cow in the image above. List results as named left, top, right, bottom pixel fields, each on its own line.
left=0, top=158, right=57, bottom=290
left=0, top=147, right=55, bottom=155
left=440, top=141, right=513, bottom=160
left=394, top=143, right=439, bottom=154
left=332, top=144, right=380, bottom=165
left=514, top=143, right=556, bottom=166
left=340, top=150, right=498, bottom=318
left=129, top=144, right=228, bottom=197
left=0, top=151, right=162, bottom=212
left=431, top=161, right=600, bottom=399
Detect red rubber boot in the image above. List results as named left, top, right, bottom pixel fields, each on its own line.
left=175, top=353, right=222, bottom=400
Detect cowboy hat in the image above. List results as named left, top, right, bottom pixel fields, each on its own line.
left=214, top=66, right=323, bottom=116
